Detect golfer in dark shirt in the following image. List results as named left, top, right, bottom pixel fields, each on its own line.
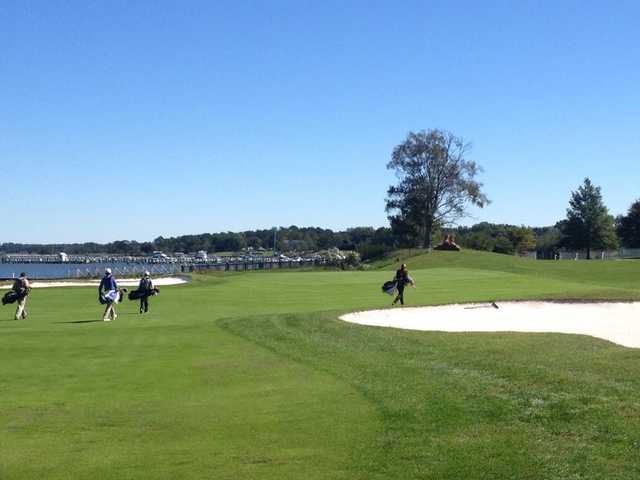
left=139, top=271, right=153, bottom=314
left=392, top=264, right=414, bottom=306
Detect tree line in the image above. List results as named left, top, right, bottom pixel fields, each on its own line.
left=2, top=202, right=638, bottom=261
left=444, top=178, right=640, bottom=258
left=0, top=227, right=395, bottom=257
left=3, top=129, right=639, bottom=260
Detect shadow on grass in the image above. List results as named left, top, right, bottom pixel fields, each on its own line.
left=56, top=312, right=144, bottom=324
left=56, top=319, right=105, bottom=324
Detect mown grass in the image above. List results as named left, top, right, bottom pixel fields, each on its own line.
left=220, top=311, right=640, bottom=479
left=376, top=249, right=640, bottom=294
left=1, top=250, right=640, bottom=479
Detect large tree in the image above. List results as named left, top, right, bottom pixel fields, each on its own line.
left=385, top=129, right=489, bottom=249
left=617, top=199, right=640, bottom=248
left=560, top=178, right=618, bottom=258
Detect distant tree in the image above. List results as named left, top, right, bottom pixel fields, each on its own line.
left=462, top=231, right=495, bottom=251
left=493, top=236, right=515, bottom=255
left=372, top=227, right=395, bottom=247
left=534, top=226, right=562, bottom=258
left=108, top=240, right=135, bottom=255
left=386, top=129, right=489, bottom=249
left=346, top=227, right=375, bottom=245
left=617, top=200, right=640, bottom=248
left=560, top=178, right=618, bottom=259
left=244, top=236, right=261, bottom=249
left=140, top=242, right=154, bottom=254
left=357, top=243, right=389, bottom=261
left=389, top=213, right=422, bottom=248
left=216, top=232, right=246, bottom=252
left=507, top=226, right=536, bottom=254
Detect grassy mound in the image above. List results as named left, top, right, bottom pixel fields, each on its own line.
left=1, top=251, right=639, bottom=478
left=374, top=249, right=640, bottom=301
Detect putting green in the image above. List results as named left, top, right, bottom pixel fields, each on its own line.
left=2, top=251, right=640, bottom=479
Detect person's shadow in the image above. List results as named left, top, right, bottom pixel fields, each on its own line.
left=56, top=319, right=105, bottom=324
left=56, top=313, right=137, bottom=324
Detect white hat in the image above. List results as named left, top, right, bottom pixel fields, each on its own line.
left=144, top=271, right=150, bottom=276
left=105, top=268, right=112, bottom=275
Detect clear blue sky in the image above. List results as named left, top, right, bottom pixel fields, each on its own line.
left=1, top=1, right=639, bottom=243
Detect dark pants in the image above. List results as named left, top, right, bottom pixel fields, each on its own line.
left=393, top=284, right=405, bottom=305
left=140, top=296, right=149, bottom=313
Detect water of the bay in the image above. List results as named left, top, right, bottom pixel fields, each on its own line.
left=0, top=262, right=182, bottom=279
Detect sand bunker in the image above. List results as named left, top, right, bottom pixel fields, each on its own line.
left=341, top=302, right=640, bottom=348
left=0, top=277, right=189, bottom=289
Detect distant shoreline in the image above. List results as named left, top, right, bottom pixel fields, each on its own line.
left=0, top=276, right=190, bottom=289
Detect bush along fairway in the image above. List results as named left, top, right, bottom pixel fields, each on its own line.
left=2, top=250, right=640, bottom=479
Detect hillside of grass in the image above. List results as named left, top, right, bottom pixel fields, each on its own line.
left=373, top=248, right=640, bottom=299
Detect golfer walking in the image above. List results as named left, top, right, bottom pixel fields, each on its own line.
left=138, top=271, right=154, bottom=314
left=99, top=268, right=118, bottom=321
left=13, top=272, right=30, bottom=320
left=392, top=263, right=415, bottom=306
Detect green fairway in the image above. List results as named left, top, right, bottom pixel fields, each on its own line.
left=2, top=251, right=640, bottom=479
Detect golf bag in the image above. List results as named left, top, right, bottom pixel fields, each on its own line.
left=99, top=288, right=127, bottom=305
left=2, top=286, right=29, bottom=306
left=382, top=280, right=397, bottom=296
left=2, top=290, right=20, bottom=305
left=128, top=287, right=160, bottom=301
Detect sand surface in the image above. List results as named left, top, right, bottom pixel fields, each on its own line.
left=0, top=277, right=189, bottom=289
left=341, top=302, right=640, bottom=348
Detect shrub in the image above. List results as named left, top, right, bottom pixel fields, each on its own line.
left=493, top=236, right=516, bottom=255
left=462, top=232, right=495, bottom=251
left=358, top=243, right=391, bottom=261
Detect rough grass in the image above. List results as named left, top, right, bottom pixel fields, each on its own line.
left=1, top=250, right=640, bottom=478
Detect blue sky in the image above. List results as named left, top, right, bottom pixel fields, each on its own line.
left=1, top=1, right=639, bottom=243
